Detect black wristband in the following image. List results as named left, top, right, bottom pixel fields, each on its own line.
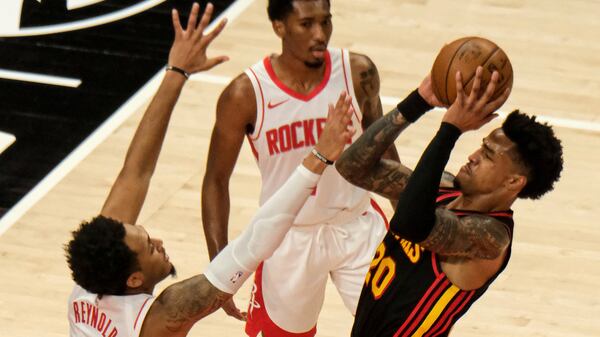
left=396, top=89, right=433, bottom=123
left=166, top=65, right=190, bottom=79
left=311, top=148, right=334, bottom=165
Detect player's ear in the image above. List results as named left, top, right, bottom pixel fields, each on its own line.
left=506, top=174, right=526, bottom=193
left=126, top=271, right=145, bottom=289
left=272, top=20, right=285, bottom=38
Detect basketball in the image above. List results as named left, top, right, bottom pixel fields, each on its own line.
left=431, top=37, right=513, bottom=106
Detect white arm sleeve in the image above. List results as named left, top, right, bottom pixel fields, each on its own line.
left=204, top=164, right=320, bottom=294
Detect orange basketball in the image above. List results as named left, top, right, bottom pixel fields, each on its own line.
left=431, top=37, right=513, bottom=106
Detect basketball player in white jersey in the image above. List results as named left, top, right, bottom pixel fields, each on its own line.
left=65, top=3, right=356, bottom=337
left=202, top=1, right=399, bottom=336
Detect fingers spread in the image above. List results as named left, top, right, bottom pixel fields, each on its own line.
left=454, top=71, right=464, bottom=104
left=186, top=2, right=200, bottom=33
left=203, top=56, right=230, bottom=70
left=202, top=18, right=227, bottom=47
left=480, top=70, right=499, bottom=103
left=171, top=9, right=182, bottom=37
left=469, top=66, right=483, bottom=101
left=485, top=87, right=510, bottom=114
left=195, top=2, right=214, bottom=40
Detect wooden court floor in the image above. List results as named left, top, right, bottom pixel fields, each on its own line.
left=1, top=0, right=599, bottom=336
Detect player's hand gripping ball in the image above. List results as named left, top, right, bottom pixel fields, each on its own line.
left=431, top=36, right=513, bottom=105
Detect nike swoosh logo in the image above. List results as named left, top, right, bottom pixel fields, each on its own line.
left=267, top=99, right=289, bottom=109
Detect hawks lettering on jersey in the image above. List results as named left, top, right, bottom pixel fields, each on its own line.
left=351, top=189, right=515, bottom=337
left=364, top=235, right=425, bottom=300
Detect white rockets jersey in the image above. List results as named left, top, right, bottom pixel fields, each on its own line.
left=245, top=48, right=370, bottom=225
left=68, top=284, right=155, bottom=337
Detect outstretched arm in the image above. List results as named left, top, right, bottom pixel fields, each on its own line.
left=336, top=74, right=441, bottom=199
left=143, top=93, right=356, bottom=337
left=100, top=3, right=227, bottom=224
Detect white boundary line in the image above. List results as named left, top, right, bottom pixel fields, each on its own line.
left=0, top=68, right=81, bottom=87
left=0, top=131, right=16, bottom=154
left=67, top=0, right=106, bottom=11
left=0, top=0, right=256, bottom=236
left=192, top=74, right=600, bottom=133
left=1, top=0, right=166, bottom=37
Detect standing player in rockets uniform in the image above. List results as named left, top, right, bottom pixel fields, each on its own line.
left=336, top=68, right=563, bottom=336
left=201, top=1, right=398, bottom=335
left=65, top=3, right=356, bottom=337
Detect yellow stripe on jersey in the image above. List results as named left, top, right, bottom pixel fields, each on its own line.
left=411, top=285, right=460, bottom=337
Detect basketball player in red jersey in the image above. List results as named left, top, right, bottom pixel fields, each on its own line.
left=336, top=68, right=563, bottom=336
left=65, top=4, right=356, bottom=337
left=201, top=0, right=400, bottom=335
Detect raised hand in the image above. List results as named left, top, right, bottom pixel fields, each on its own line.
left=314, top=91, right=356, bottom=162
left=442, top=66, right=510, bottom=132
left=168, top=2, right=229, bottom=74
left=418, top=73, right=445, bottom=107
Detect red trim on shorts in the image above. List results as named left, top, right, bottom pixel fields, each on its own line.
left=341, top=49, right=361, bottom=123
left=133, top=297, right=151, bottom=330
left=370, top=199, right=389, bottom=230
left=263, top=52, right=331, bottom=102
left=248, top=68, right=265, bottom=140
left=245, top=264, right=317, bottom=337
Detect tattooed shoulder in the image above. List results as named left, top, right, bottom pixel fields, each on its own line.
left=350, top=53, right=381, bottom=115
left=420, top=208, right=511, bottom=260
left=142, top=274, right=231, bottom=336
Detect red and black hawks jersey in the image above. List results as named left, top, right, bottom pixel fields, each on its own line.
left=351, top=188, right=514, bottom=337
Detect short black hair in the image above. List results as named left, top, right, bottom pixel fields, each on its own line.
left=502, top=110, right=563, bottom=199
left=267, top=0, right=331, bottom=21
left=65, top=215, right=140, bottom=297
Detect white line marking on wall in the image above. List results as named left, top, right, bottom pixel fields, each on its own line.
left=0, top=68, right=81, bottom=87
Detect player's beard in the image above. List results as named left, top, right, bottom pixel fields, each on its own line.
left=304, top=59, right=324, bottom=68
left=453, top=177, right=462, bottom=191
left=169, top=264, right=177, bottom=278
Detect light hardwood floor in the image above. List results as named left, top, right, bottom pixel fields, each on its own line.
left=1, top=0, right=599, bottom=336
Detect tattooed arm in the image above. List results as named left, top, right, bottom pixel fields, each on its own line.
left=338, top=68, right=445, bottom=199
left=140, top=275, right=231, bottom=337
left=336, top=106, right=413, bottom=199
left=420, top=209, right=510, bottom=259
left=349, top=53, right=402, bottom=204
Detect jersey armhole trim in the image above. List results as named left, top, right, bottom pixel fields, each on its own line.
left=246, top=68, right=265, bottom=140
left=341, top=49, right=362, bottom=124
left=431, top=252, right=442, bottom=278
left=133, top=297, right=152, bottom=331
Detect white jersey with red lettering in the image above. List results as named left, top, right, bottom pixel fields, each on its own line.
left=68, top=284, right=154, bottom=337
left=245, top=48, right=370, bottom=226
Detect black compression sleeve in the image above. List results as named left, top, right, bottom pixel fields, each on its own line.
left=390, top=122, right=462, bottom=242
left=397, top=89, right=433, bottom=123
